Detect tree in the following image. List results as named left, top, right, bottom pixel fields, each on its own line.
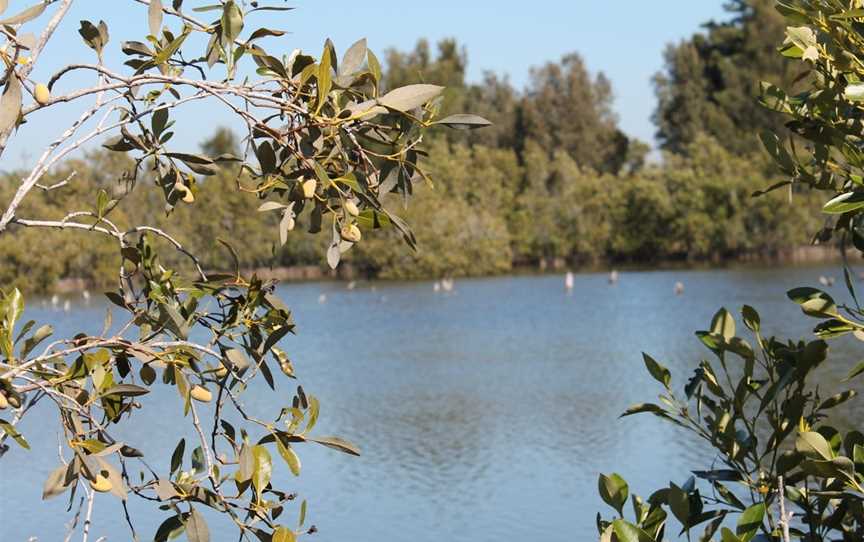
left=597, top=2, right=864, bottom=541
left=0, top=1, right=483, bottom=540
left=654, top=0, right=794, bottom=156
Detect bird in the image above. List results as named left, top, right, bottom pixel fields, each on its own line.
left=50, top=294, right=59, bottom=308
left=82, top=290, right=91, bottom=302
left=609, top=270, right=619, bottom=284
left=565, top=271, right=575, bottom=291
left=346, top=281, right=356, bottom=290
left=674, top=282, right=685, bottom=296
left=441, top=278, right=454, bottom=292
left=318, top=294, right=327, bottom=304
left=63, top=299, right=72, bottom=312
left=433, top=281, right=441, bottom=292
left=819, top=275, right=835, bottom=287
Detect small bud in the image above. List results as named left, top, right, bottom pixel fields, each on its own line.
left=340, top=224, right=362, bottom=243
left=344, top=200, right=360, bottom=217
left=34, top=83, right=50, bottom=105
left=302, top=179, right=317, bottom=199
left=190, top=385, right=212, bottom=403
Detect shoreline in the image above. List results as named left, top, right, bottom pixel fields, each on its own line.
left=45, top=244, right=848, bottom=296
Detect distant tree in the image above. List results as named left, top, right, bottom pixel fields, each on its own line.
left=654, top=0, right=794, bottom=155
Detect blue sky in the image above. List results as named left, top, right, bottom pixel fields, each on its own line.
left=6, top=1, right=731, bottom=168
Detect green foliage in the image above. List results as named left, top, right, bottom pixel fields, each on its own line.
left=600, top=2, right=864, bottom=541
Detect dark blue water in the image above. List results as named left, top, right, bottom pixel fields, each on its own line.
left=2, top=265, right=861, bottom=541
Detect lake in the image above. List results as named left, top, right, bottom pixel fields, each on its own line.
left=2, top=265, right=862, bottom=541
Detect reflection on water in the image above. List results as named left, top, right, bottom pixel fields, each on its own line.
left=2, top=265, right=862, bottom=541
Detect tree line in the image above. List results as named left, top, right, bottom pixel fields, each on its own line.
left=0, top=0, right=825, bottom=292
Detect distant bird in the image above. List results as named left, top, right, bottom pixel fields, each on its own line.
left=318, top=294, right=327, bottom=304
left=565, top=271, right=575, bottom=291
left=50, top=294, right=59, bottom=308
left=82, top=289, right=91, bottom=302
left=346, top=281, right=356, bottom=290
left=433, top=281, right=441, bottom=292
left=63, top=299, right=72, bottom=312
left=609, top=270, right=619, bottom=284
left=674, top=282, right=685, bottom=296
left=441, top=278, right=454, bottom=292
left=819, top=275, right=835, bottom=287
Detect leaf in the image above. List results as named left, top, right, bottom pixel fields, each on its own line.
left=741, top=305, right=760, bottom=332
left=642, top=353, right=671, bottom=387
left=221, top=1, right=244, bottom=43
left=0, top=419, right=29, bottom=449
left=378, top=84, right=444, bottom=112
left=844, top=361, right=864, bottom=381
left=308, top=436, right=360, bottom=456
left=611, top=519, right=654, bottom=542
left=275, top=434, right=301, bottom=476
left=787, top=287, right=838, bottom=318
left=154, top=514, right=184, bottom=542
left=736, top=502, right=764, bottom=542
left=42, top=465, right=73, bottom=500
left=273, top=527, right=296, bottom=542
left=433, top=114, right=492, bottom=130
left=0, top=71, right=22, bottom=133
left=251, top=445, right=272, bottom=503
left=257, top=202, right=286, bottom=212
left=620, top=403, right=665, bottom=417
left=710, top=308, right=735, bottom=341
left=148, top=0, right=163, bottom=36
left=170, top=438, right=185, bottom=474
left=184, top=507, right=210, bottom=542
left=598, top=473, right=628, bottom=515
left=339, top=38, right=367, bottom=76
left=326, top=243, right=340, bottom=270
left=823, top=192, right=864, bottom=214
left=0, top=2, right=45, bottom=25
left=818, top=390, right=856, bottom=410
left=796, top=431, right=834, bottom=460
left=102, top=384, right=150, bottom=397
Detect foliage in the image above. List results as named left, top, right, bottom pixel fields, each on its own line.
left=598, top=2, right=864, bottom=541
left=0, top=1, right=481, bottom=540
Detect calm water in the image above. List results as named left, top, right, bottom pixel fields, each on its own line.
left=2, top=265, right=862, bottom=541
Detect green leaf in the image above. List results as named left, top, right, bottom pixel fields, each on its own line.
left=844, top=361, right=864, bottom=381
left=273, top=527, right=296, bottom=542
left=736, top=502, right=764, bottom=542
left=378, top=84, right=444, bottom=112
left=154, top=514, right=184, bottom=542
left=275, top=434, right=301, bottom=476
left=787, top=287, right=838, bottom=318
left=720, top=527, right=744, bottom=542
left=823, top=192, right=864, bottom=214
left=433, top=114, right=492, bottom=130
left=741, top=305, right=760, bottom=332
left=668, top=483, right=690, bottom=526
left=0, top=71, right=22, bottom=134
left=796, top=431, right=834, bottom=460
left=148, top=0, right=163, bottom=36
left=611, top=519, right=654, bottom=542
left=710, top=308, right=735, bottom=341
left=102, top=384, right=150, bottom=397
left=642, top=353, right=671, bottom=387
left=251, top=445, right=272, bottom=503
left=818, top=390, right=856, bottom=410
left=221, top=0, right=244, bottom=43
left=0, top=2, right=45, bottom=25
left=339, top=38, right=367, bottom=76
left=308, top=436, right=360, bottom=456
left=0, top=419, right=28, bottom=449
left=598, top=473, right=628, bottom=515
left=184, top=507, right=210, bottom=542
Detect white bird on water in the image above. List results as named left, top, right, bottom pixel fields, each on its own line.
left=50, top=294, right=59, bottom=308
left=441, top=278, right=454, bottom=292
left=63, top=299, right=72, bottom=312
left=318, top=294, right=327, bottom=304
left=565, top=271, right=574, bottom=291
left=674, top=282, right=685, bottom=296
left=346, top=281, right=356, bottom=290
left=609, top=270, right=619, bottom=284
left=819, top=275, right=835, bottom=287
left=82, top=290, right=91, bottom=303
left=433, top=281, right=441, bottom=292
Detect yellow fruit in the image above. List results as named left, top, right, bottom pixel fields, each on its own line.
left=6, top=393, right=20, bottom=408
left=0, top=393, right=8, bottom=410
left=214, top=365, right=229, bottom=378
left=190, top=385, right=212, bottom=403
left=34, top=83, right=50, bottom=105
left=89, top=474, right=113, bottom=493
left=302, top=179, right=317, bottom=199
left=340, top=224, right=362, bottom=243
left=344, top=200, right=360, bottom=217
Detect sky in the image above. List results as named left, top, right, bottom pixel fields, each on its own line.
left=5, top=1, right=732, bottom=169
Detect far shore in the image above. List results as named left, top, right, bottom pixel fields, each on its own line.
left=40, top=244, right=848, bottom=296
